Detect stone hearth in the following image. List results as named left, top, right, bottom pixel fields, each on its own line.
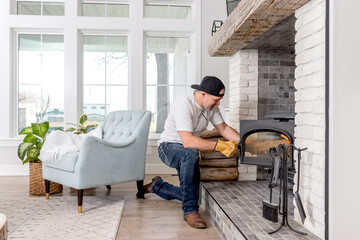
left=201, top=181, right=321, bottom=240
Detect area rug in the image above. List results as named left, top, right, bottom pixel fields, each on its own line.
left=0, top=196, right=125, bottom=240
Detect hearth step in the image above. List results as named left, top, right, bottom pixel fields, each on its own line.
left=201, top=181, right=322, bottom=240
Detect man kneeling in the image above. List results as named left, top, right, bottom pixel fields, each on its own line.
left=139, top=76, right=240, bottom=229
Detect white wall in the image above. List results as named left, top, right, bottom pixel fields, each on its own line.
left=201, top=0, right=229, bottom=109
left=329, top=0, right=360, bottom=239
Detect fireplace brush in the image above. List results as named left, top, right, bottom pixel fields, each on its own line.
left=262, top=147, right=281, bottom=222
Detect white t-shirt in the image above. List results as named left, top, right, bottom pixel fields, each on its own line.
left=158, top=94, right=224, bottom=145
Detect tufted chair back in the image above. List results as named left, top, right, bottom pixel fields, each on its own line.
left=101, top=110, right=150, bottom=142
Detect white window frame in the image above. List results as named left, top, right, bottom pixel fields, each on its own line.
left=15, top=0, right=65, bottom=16
left=13, top=29, right=64, bottom=137
left=81, top=32, right=130, bottom=119
left=1, top=0, right=201, bottom=140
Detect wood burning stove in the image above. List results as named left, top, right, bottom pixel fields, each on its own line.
left=239, top=119, right=295, bottom=169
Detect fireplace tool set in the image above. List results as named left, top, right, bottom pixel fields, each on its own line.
left=262, top=143, right=308, bottom=235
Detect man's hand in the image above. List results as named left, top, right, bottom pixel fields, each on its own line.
left=215, top=140, right=239, bottom=157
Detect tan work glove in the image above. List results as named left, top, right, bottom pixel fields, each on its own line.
left=214, top=140, right=239, bottom=158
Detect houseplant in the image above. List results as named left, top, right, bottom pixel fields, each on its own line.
left=17, top=122, right=62, bottom=195
left=65, top=114, right=97, bottom=134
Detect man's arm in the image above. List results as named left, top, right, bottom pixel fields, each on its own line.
left=214, top=122, right=240, bottom=141
left=178, top=131, right=216, bottom=151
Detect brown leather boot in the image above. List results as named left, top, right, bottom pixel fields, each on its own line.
left=136, top=176, right=161, bottom=198
left=183, top=212, right=207, bottom=229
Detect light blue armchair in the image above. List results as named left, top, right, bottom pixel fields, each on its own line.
left=42, top=110, right=151, bottom=213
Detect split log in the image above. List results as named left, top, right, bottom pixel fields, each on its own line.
left=199, top=158, right=237, bottom=167
left=200, top=167, right=238, bottom=181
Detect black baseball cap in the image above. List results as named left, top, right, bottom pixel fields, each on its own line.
left=191, top=76, right=225, bottom=97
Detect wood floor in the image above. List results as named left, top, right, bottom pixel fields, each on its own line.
left=0, top=175, right=221, bottom=240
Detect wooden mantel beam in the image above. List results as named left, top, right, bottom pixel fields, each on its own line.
left=208, top=0, right=310, bottom=56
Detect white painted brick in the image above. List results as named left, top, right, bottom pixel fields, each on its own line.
left=294, top=101, right=313, bottom=113
left=303, top=2, right=324, bottom=25
left=294, top=76, right=313, bottom=90
left=240, top=87, right=258, bottom=95
left=295, top=113, right=325, bottom=126
left=248, top=109, right=257, bottom=116
left=238, top=108, right=249, bottom=116
left=310, top=166, right=325, bottom=183
left=240, top=72, right=257, bottom=81
left=239, top=101, right=257, bottom=109
left=239, top=80, right=249, bottom=87
left=295, top=1, right=312, bottom=18
left=248, top=66, right=257, bottom=73
left=239, top=50, right=249, bottom=58
left=313, top=99, right=325, bottom=113
left=239, top=95, right=248, bottom=101
left=302, top=29, right=325, bottom=51
left=311, top=71, right=325, bottom=87
left=310, top=180, right=325, bottom=197
left=248, top=95, right=258, bottom=102
left=294, top=65, right=303, bottom=78
left=239, top=65, right=248, bottom=73
left=248, top=80, right=258, bottom=87
left=295, top=50, right=313, bottom=65
left=302, top=58, right=325, bottom=76
left=312, top=126, right=325, bottom=140
left=295, top=87, right=325, bottom=101
left=248, top=50, right=258, bottom=59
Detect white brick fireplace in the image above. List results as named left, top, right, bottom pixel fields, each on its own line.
left=226, top=0, right=326, bottom=238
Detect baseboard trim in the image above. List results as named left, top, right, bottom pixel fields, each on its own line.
left=145, top=164, right=177, bottom=174
left=0, top=164, right=175, bottom=176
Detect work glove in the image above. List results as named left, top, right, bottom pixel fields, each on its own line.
left=215, top=140, right=239, bottom=158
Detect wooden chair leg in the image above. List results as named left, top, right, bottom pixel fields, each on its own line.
left=77, top=189, right=84, bottom=214
left=106, top=185, right=111, bottom=190
left=136, top=180, right=144, bottom=199
left=44, top=180, right=50, bottom=200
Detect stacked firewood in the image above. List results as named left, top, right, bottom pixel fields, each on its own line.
left=199, top=130, right=239, bottom=181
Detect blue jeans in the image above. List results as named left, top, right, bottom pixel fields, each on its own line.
left=152, top=142, right=200, bottom=214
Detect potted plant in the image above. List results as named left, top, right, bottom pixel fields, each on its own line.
left=17, top=122, right=63, bottom=195
left=65, top=114, right=97, bottom=134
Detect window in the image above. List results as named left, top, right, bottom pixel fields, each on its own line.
left=145, top=4, right=191, bottom=19
left=83, top=35, right=128, bottom=125
left=82, top=2, right=129, bottom=17
left=17, top=1, right=65, bottom=16
left=146, top=36, right=191, bottom=133
left=18, top=34, right=64, bottom=133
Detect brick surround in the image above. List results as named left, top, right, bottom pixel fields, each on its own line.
left=227, top=0, right=326, bottom=238
left=293, top=0, right=325, bottom=237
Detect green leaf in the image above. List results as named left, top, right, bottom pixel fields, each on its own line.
left=27, top=146, right=40, bottom=159
left=65, top=127, right=76, bottom=132
left=79, top=114, right=87, bottom=126
left=23, top=158, right=41, bottom=164
left=19, top=126, right=33, bottom=135
left=36, top=142, right=44, bottom=149
left=23, top=134, right=40, bottom=144
left=31, top=122, right=49, bottom=139
left=18, top=142, right=33, bottom=160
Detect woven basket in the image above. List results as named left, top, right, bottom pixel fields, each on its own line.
left=29, top=162, right=63, bottom=196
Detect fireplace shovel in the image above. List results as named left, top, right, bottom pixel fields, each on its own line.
left=294, top=148, right=307, bottom=224
left=262, top=148, right=281, bottom=222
